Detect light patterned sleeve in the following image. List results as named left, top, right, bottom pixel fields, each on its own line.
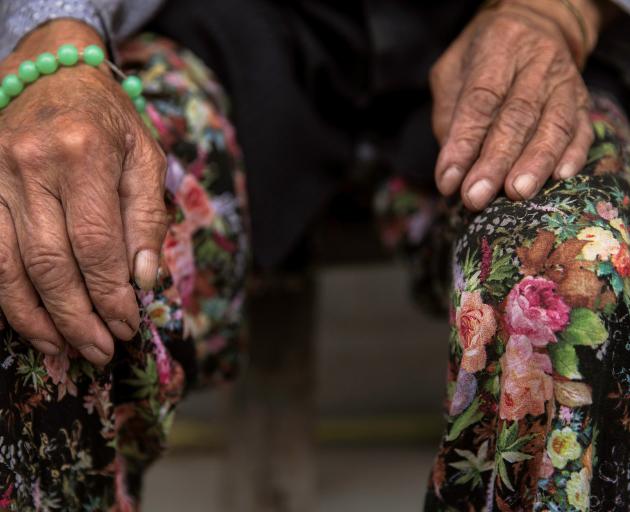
left=0, top=0, right=164, bottom=60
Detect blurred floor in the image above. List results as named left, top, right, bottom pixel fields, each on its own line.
left=177, top=263, right=449, bottom=420
left=144, top=447, right=434, bottom=511
left=142, top=262, right=448, bottom=511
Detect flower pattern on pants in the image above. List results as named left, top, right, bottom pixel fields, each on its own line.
left=0, top=35, right=248, bottom=511
left=420, top=93, right=630, bottom=511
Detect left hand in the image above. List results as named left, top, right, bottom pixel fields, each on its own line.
left=431, top=0, right=601, bottom=211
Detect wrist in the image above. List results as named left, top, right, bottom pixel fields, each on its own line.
left=2, top=19, right=107, bottom=74
left=0, top=24, right=146, bottom=115
left=492, top=0, right=602, bottom=66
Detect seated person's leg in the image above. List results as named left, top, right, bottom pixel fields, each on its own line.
left=425, top=92, right=630, bottom=510
left=0, top=35, right=248, bottom=510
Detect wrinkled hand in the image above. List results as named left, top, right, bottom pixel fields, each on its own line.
left=0, top=20, right=167, bottom=365
left=431, top=0, right=600, bottom=210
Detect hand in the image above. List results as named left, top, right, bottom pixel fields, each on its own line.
left=431, top=0, right=601, bottom=211
left=0, top=20, right=167, bottom=365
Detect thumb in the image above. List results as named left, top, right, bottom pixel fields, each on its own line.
left=120, top=132, right=168, bottom=290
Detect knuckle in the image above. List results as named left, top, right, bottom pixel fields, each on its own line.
left=24, top=249, right=67, bottom=289
left=463, top=85, right=503, bottom=119
left=498, top=98, right=539, bottom=136
left=136, top=201, right=169, bottom=238
left=10, top=135, right=43, bottom=168
left=547, top=114, right=574, bottom=141
left=481, top=146, right=512, bottom=169
left=71, top=222, right=113, bottom=259
left=531, top=143, right=558, bottom=165
left=450, top=132, right=484, bottom=157
left=54, top=121, right=100, bottom=157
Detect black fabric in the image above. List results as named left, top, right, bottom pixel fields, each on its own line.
left=149, top=1, right=630, bottom=269
left=148, top=0, right=479, bottom=268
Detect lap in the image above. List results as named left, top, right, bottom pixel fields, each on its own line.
left=0, top=35, right=248, bottom=510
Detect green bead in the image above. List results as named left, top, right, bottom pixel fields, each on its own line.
left=57, top=44, right=79, bottom=66
left=133, top=96, right=147, bottom=112
left=0, top=89, right=10, bottom=109
left=36, top=53, right=58, bottom=75
left=18, top=60, right=39, bottom=83
left=122, top=76, right=143, bottom=99
left=83, top=45, right=105, bottom=67
left=2, top=74, right=23, bottom=97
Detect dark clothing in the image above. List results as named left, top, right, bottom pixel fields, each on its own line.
left=149, top=0, right=480, bottom=268
left=150, top=1, right=630, bottom=268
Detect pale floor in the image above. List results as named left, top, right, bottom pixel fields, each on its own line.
left=144, top=447, right=435, bottom=512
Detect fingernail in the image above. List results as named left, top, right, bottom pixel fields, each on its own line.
left=134, top=249, right=159, bottom=290
left=107, top=319, right=137, bottom=341
left=557, top=163, right=577, bottom=179
left=466, top=179, right=495, bottom=210
left=30, top=339, right=61, bottom=355
left=513, top=174, right=538, bottom=199
left=440, top=166, right=463, bottom=193
left=80, top=344, right=112, bottom=365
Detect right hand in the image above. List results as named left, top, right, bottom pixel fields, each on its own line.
left=0, top=20, right=168, bottom=365
left=430, top=0, right=601, bottom=211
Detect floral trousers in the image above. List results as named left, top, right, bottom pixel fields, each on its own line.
left=0, top=36, right=248, bottom=510
left=2, top=33, right=630, bottom=512
left=419, top=93, right=630, bottom=511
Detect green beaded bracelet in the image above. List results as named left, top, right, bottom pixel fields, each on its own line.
left=58, top=44, right=79, bottom=66
left=0, top=43, right=146, bottom=113
left=2, top=74, right=24, bottom=97
left=18, top=61, right=39, bottom=83
left=36, top=52, right=58, bottom=75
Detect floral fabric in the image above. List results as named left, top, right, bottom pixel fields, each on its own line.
left=0, top=35, right=248, bottom=511
left=420, top=93, right=630, bottom=511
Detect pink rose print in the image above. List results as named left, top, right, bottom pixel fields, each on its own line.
left=499, top=335, right=553, bottom=421
left=176, top=174, right=215, bottom=229
left=163, top=222, right=196, bottom=306
left=505, top=276, right=570, bottom=347
left=456, top=291, right=497, bottom=373
left=596, top=200, right=618, bottom=220
left=44, top=348, right=78, bottom=400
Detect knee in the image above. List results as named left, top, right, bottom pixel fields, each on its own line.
left=452, top=176, right=630, bottom=313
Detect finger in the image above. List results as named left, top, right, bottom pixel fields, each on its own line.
left=119, top=130, right=168, bottom=291
left=62, top=157, right=140, bottom=341
left=14, top=190, right=114, bottom=366
left=504, top=81, right=577, bottom=200
left=459, top=66, right=550, bottom=210
left=434, top=56, right=515, bottom=196
left=0, top=203, right=64, bottom=354
left=553, top=108, right=594, bottom=180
